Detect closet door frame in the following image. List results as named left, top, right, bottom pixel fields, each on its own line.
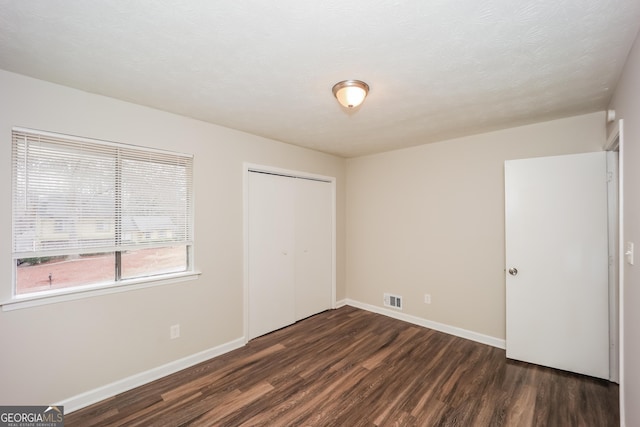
left=243, top=163, right=336, bottom=343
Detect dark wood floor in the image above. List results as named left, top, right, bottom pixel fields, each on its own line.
left=66, top=306, right=618, bottom=426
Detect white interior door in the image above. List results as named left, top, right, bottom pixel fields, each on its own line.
left=248, top=172, right=295, bottom=339
left=606, top=150, right=619, bottom=383
left=505, top=151, right=609, bottom=379
left=295, top=178, right=332, bottom=320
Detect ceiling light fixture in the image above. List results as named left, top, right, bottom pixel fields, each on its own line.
left=332, top=80, right=369, bottom=109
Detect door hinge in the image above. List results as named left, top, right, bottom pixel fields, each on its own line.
left=607, top=171, right=613, bottom=182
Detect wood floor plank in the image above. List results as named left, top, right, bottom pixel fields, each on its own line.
left=66, top=306, right=618, bottom=426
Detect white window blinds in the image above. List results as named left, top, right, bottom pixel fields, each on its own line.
left=12, top=128, right=194, bottom=258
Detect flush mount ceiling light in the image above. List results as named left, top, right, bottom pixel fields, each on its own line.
left=332, top=80, right=370, bottom=109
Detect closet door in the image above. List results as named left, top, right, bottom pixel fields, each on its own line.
left=294, top=178, right=333, bottom=320
left=248, top=172, right=295, bottom=339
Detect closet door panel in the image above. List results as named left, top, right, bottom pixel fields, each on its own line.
left=294, top=178, right=332, bottom=321
left=248, top=172, right=296, bottom=339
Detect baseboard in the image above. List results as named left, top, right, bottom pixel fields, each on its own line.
left=343, top=298, right=505, bottom=349
left=58, top=337, right=245, bottom=414
left=60, top=302, right=504, bottom=414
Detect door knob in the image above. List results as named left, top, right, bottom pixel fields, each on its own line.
left=508, top=268, right=518, bottom=276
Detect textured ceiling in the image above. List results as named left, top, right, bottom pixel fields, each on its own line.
left=1, top=1, right=639, bottom=158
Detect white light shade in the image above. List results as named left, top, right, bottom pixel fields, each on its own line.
left=332, top=80, right=369, bottom=109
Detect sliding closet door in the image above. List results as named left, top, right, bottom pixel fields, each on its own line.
left=295, top=178, right=332, bottom=321
left=248, top=169, right=333, bottom=339
left=248, top=172, right=295, bottom=339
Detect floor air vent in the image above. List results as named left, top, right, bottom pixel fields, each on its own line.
left=384, top=293, right=402, bottom=310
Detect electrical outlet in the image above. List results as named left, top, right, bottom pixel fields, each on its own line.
left=170, top=324, right=180, bottom=339
left=424, top=294, right=431, bottom=304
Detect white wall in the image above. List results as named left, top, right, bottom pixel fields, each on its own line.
left=0, top=70, right=346, bottom=406
left=346, top=112, right=605, bottom=341
left=608, top=29, right=640, bottom=427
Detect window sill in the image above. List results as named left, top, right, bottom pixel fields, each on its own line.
left=1, top=271, right=201, bottom=311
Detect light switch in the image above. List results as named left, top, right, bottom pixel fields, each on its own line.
left=625, top=241, right=634, bottom=265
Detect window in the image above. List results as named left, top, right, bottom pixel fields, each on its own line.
left=11, top=128, right=194, bottom=297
